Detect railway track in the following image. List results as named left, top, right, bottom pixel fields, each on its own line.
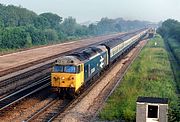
left=23, top=78, right=101, bottom=122
left=0, top=76, right=50, bottom=111
left=0, top=32, right=146, bottom=121
left=22, top=39, right=147, bottom=122
left=55, top=39, right=148, bottom=121
left=0, top=39, right=147, bottom=121
left=24, top=99, right=71, bottom=122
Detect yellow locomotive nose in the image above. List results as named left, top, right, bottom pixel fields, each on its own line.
left=51, top=73, right=76, bottom=88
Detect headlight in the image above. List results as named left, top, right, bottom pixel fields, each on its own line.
left=53, top=77, right=60, bottom=81
left=70, top=84, right=74, bottom=87
left=68, top=76, right=75, bottom=80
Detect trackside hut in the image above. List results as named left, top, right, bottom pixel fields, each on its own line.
left=136, top=97, right=168, bottom=122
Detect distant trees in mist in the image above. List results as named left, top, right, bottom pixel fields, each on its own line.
left=157, top=19, right=180, bottom=41
left=0, top=4, right=150, bottom=50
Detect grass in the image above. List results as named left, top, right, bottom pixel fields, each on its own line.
left=99, top=35, right=178, bottom=121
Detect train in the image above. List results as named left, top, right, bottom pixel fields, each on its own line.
left=51, top=28, right=149, bottom=96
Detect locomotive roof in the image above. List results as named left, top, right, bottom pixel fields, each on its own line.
left=68, top=46, right=105, bottom=61
left=55, top=56, right=82, bottom=65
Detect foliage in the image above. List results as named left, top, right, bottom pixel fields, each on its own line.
left=0, top=4, right=152, bottom=52
left=96, top=18, right=118, bottom=34
left=40, top=12, right=62, bottom=29
left=99, top=35, right=178, bottom=121
left=157, top=19, right=180, bottom=40
left=1, top=27, right=31, bottom=48
left=60, top=17, right=77, bottom=36
left=0, top=4, right=37, bottom=27
left=44, top=29, right=58, bottom=42
left=33, top=16, right=50, bottom=29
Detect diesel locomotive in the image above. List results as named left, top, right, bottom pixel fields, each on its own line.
left=51, top=29, right=148, bottom=96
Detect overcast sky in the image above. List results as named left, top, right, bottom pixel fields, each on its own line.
left=0, top=0, right=180, bottom=23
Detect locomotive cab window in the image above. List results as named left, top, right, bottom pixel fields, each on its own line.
left=64, top=65, right=80, bottom=73
left=53, top=65, right=80, bottom=73
left=53, top=65, right=63, bottom=72
left=64, top=65, right=76, bottom=73
left=77, top=65, right=81, bottom=73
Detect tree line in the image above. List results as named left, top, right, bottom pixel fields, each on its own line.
left=157, top=19, right=180, bottom=40
left=0, top=4, right=151, bottom=50
left=157, top=19, right=180, bottom=122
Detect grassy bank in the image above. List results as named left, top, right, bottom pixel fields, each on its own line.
left=99, top=35, right=178, bottom=121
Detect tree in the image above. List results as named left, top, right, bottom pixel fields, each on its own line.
left=157, top=19, right=180, bottom=40
left=44, top=29, right=58, bottom=41
left=88, top=24, right=98, bottom=35
left=0, top=17, right=4, bottom=27
left=0, top=4, right=37, bottom=27
left=1, top=27, right=32, bottom=48
left=97, top=17, right=116, bottom=34
left=40, top=12, right=62, bottom=29
left=60, top=17, right=77, bottom=36
left=0, top=29, right=2, bottom=48
left=33, top=16, right=50, bottom=29
left=115, top=23, right=121, bottom=32
left=75, top=25, right=88, bottom=36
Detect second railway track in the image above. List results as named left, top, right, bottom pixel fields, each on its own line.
left=0, top=76, right=50, bottom=111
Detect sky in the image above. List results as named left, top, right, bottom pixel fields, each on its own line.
left=0, top=0, right=180, bottom=23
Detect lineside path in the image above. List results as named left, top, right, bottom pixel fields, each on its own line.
left=0, top=33, right=122, bottom=76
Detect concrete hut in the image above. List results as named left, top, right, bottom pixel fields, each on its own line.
left=136, top=96, right=168, bottom=122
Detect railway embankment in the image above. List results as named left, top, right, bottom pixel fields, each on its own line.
left=99, top=35, right=179, bottom=121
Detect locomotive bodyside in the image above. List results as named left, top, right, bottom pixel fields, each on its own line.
left=84, top=46, right=108, bottom=83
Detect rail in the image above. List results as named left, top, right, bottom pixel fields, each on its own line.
left=0, top=76, right=50, bottom=111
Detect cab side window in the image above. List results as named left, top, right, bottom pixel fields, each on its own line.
left=77, top=65, right=81, bottom=73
